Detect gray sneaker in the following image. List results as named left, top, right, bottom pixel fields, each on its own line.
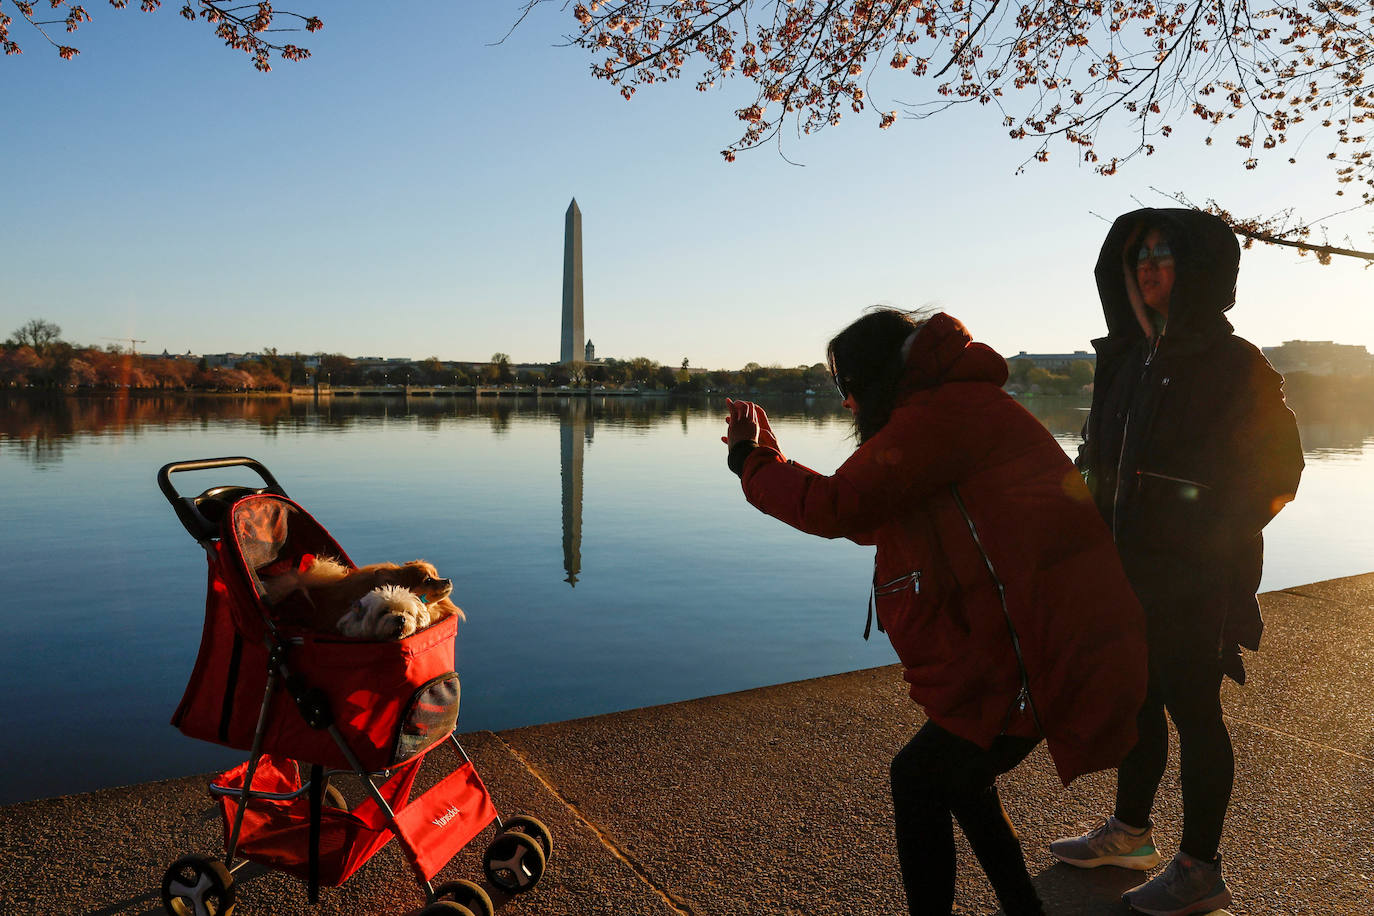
left=1123, top=851, right=1233, bottom=915
left=1049, top=816, right=1162, bottom=869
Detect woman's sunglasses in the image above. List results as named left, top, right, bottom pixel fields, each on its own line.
left=1136, top=242, right=1175, bottom=267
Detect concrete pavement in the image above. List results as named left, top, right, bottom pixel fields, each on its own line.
left=2, top=573, right=1370, bottom=915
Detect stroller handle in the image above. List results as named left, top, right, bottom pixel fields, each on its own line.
left=158, top=457, right=290, bottom=543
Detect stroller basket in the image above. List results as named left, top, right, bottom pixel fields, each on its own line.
left=156, top=457, right=551, bottom=916
left=171, top=492, right=460, bottom=771
left=213, top=753, right=495, bottom=887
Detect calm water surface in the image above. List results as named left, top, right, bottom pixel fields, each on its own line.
left=1, top=392, right=1371, bottom=804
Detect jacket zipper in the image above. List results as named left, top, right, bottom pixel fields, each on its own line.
left=1112, top=412, right=1131, bottom=541
left=1144, top=334, right=1162, bottom=367
left=950, top=484, right=1044, bottom=737
left=1111, top=335, right=1162, bottom=541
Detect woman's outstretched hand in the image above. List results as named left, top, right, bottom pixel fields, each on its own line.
left=754, top=403, right=780, bottom=451
left=722, top=398, right=780, bottom=451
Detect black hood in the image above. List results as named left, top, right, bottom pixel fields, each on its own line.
left=1094, top=208, right=1240, bottom=340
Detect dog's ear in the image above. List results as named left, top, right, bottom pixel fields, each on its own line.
left=372, top=567, right=403, bottom=588
left=336, top=600, right=369, bottom=638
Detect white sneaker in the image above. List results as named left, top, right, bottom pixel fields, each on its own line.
left=1049, top=816, right=1162, bottom=870
left=1123, top=851, right=1233, bottom=915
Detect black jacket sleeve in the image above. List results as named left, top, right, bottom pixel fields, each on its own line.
left=1210, top=354, right=1304, bottom=542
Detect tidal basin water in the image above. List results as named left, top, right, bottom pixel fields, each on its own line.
left=2, top=392, right=1372, bottom=805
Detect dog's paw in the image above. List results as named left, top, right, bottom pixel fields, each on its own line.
left=261, top=572, right=301, bottom=605
left=429, top=596, right=466, bottom=623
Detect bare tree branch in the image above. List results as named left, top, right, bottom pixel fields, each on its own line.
left=1233, top=231, right=1374, bottom=263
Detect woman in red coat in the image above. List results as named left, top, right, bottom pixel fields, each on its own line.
left=723, top=309, right=1148, bottom=916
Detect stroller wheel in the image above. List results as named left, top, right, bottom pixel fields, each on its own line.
left=483, top=829, right=547, bottom=893
left=433, top=879, right=494, bottom=916
left=161, top=854, right=235, bottom=916
left=418, top=903, right=475, bottom=916
left=501, top=814, right=553, bottom=861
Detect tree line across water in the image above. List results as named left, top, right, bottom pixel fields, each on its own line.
left=1, top=319, right=838, bottom=395
left=7, top=319, right=1371, bottom=416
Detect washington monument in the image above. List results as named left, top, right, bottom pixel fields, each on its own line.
left=560, top=199, right=584, bottom=365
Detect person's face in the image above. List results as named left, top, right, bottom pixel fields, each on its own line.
left=831, top=361, right=859, bottom=415
left=1135, top=228, right=1176, bottom=316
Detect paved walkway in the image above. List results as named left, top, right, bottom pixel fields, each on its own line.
left=1, top=574, right=1370, bottom=915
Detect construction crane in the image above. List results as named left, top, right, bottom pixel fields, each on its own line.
left=102, top=336, right=147, bottom=355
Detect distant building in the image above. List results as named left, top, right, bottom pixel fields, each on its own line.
left=585, top=339, right=595, bottom=362
left=201, top=352, right=257, bottom=368
left=1006, top=350, right=1095, bottom=372
left=354, top=356, right=413, bottom=369
left=1263, top=340, right=1374, bottom=377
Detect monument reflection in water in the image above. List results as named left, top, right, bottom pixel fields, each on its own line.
left=560, top=398, right=590, bottom=586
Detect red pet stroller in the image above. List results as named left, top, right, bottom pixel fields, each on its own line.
left=157, top=457, right=551, bottom=916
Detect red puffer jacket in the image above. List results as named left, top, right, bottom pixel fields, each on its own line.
left=738, top=313, right=1147, bottom=785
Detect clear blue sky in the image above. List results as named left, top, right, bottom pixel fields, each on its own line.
left=3, top=2, right=1369, bottom=369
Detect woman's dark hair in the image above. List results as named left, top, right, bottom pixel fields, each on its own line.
left=827, top=308, right=931, bottom=443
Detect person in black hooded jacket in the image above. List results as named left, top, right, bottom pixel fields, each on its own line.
left=1048, top=209, right=1304, bottom=916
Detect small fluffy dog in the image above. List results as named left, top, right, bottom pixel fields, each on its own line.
left=338, top=585, right=431, bottom=640
left=265, top=555, right=464, bottom=638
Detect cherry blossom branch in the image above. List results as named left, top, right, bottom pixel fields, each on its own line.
left=523, top=0, right=1372, bottom=237
left=2, top=0, right=321, bottom=67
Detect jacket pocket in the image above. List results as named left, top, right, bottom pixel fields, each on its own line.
left=1126, top=470, right=1218, bottom=557
left=874, top=569, right=921, bottom=598
left=872, top=568, right=922, bottom=630
left=1137, top=470, right=1211, bottom=495
left=872, top=569, right=921, bottom=636
left=874, top=566, right=972, bottom=639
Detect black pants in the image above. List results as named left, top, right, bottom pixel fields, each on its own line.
left=1114, top=658, right=1233, bottom=861
left=890, top=721, right=1043, bottom=916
